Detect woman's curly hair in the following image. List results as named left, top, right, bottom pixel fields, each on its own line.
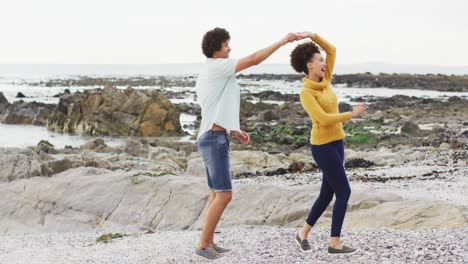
left=201, top=28, right=230, bottom=58
left=290, top=42, right=321, bottom=75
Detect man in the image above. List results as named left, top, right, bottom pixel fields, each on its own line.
left=194, top=27, right=301, bottom=261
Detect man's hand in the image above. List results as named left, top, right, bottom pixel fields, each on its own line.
left=232, top=130, right=251, bottom=145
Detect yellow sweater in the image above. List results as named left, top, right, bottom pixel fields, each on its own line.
left=300, top=34, right=353, bottom=145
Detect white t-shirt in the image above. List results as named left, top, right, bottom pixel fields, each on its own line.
left=195, top=58, right=240, bottom=140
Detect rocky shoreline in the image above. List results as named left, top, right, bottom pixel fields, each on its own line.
left=18, top=73, right=468, bottom=92
left=1, top=136, right=466, bottom=231
left=237, top=73, right=468, bottom=92
left=2, top=88, right=467, bottom=153
left=0, top=75, right=467, bottom=263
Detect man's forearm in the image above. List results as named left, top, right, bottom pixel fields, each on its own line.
left=249, top=40, right=283, bottom=65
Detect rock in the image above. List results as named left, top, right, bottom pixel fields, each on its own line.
left=0, top=168, right=465, bottom=233
left=0, top=92, right=9, bottom=114
left=331, top=73, right=468, bottom=92
left=185, top=154, right=205, bottom=177
left=448, top=96, right=462, bottom=102
left=16, top=92, right=26, bottom=98
left=1, top=139, right=192, bottom=182
left=36, top=140, right=57, bottom=154
left=401, top=121, right=421, bottom=135
left=278, top=135, right=294, bottom=145
left=0, top=148, right=46, bottom=181
left=345, top=148, right=407, bottom=165
left=0, top=147, right=88, bottom=181
left=52, top=89, right=72, bottom=98
left=258, top=110, right=279, bottom=121
left=46, top=159, right=73, bottom=175
left=0, top=101, right=54, bottom=126
left=439, top=142, right=451, bottom=149
left=338, top=102, right=352, bottom=112
left=287, top=152, right=317, bottom=172
left=186, top=150, right=313, bottom=177
left=240, top=100, right=272, bottom=118
left=345, top=158, right=375, bottom=168
left=79, top=138, right=108, bottom=152
left=47, top=87, right=183, bottom=137
left=148, top=146, right=187, bottom=171
left=62, top=148, right=184, bottom=174
left=386, top=111, right=401, bottom=119
left=370, top=110, right=384, bottom=122
left=252, top=90, right=296, bottom=101
left=124, top=139, right=148, bottom=157
left=225, top=150, right=290, bottom=177
left=288, top=161, right=305, bottom=173
left=148, top=139, right=197, bottom=156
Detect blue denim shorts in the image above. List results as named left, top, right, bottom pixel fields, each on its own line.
left=197, top=130, right=232, bottom=192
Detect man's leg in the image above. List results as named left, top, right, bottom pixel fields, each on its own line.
left=198, top=191, right=232, bottom=249
left=198, top=131, right=232, bottom=250
left=206, top=190, right=216, bottom=245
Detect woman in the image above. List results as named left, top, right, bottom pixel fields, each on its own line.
left=290, top=31, right=367, bottom=255
left=194, top=27, right=301, bottom=261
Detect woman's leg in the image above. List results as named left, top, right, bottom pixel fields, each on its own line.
left=310, top=142, right=351, bottom=241
left=336, top=139, right=345, bottom=165
left=299, top=144, right=335, bottom=240
left=301, top=174, right=334, bottom=239
left=328, top=140, right=349, bottom=248
left=323, top=142, right=351, bottom=246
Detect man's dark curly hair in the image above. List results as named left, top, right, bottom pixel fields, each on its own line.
left=201, top=27, right=231, bottom=58
left=290, top=42, right=321, bottom=75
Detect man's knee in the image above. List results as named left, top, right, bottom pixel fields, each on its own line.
left=209, top=190, right=216, bottom=199
left=215, top=191, right=232, bottom=204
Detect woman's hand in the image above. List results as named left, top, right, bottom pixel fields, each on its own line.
left=232, top=130, right=251, bottom=145
left=297, top=31, right=315, bottom=39
left=352, top=103, right=368, bottom=118
left=280, top=32, right=301, bottom=46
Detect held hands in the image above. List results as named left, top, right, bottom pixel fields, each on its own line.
left=280, top=33, right=303, bottom=46
left=297, top=31, right=315, bottom=39
left=232, top=130, right=251, bottom=145
left=352, top=103, right=368, bottom=118
left=280, top=32, right=315, bottom=46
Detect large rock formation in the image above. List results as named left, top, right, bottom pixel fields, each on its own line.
left=0, top=147, right=74, bottom=182
left=0, top=92, right=54, bottom=126
left=47, top=87, right=183, bottom=137
left=0, top=138, right=190, bottom=182
left=0, top=167, right=466, bottom=234
left=186, top=150, right=314, bottom=178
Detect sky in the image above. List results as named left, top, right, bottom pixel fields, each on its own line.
left=0, top=0, right=467, bottom=66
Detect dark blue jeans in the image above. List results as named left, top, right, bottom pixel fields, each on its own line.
left=306, top=139, right=351, bottom=237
